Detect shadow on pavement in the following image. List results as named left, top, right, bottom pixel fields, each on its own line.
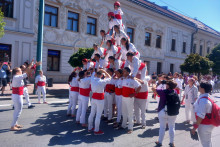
left=14, top=103, right=126, bottom=146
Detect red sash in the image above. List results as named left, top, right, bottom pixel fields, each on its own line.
left=175, top=89, right=180, bottom=94
left=120, top=61, right=125, bottom=69
left=37, top=81, right=45, bottom=86
left=79, top=88, right=90, bottom=97
left=115, top=14, right=122, bottom=19
left=117, top=46, right=121, bottom=54
left=12, top=87, right=24, bottom=95
left=92, top=61, right=96, bottom=67
left=138, top=63, right=146, bottom=70
left=70, top=86, right=79, bottom=92
left=135, top=51, right=139, bottom=56
left=106, top=62, right=110, bottom=69
left=92, top=92, right=105, bottom=100
left=106, top=84, right=115, bottom=93
left=195, top=113, right=212, bottom=125
left=135, top=91, right=148, bottom=99
left=115, top=87, right=122, bottom=95
left=103, top=48, right=107, bottom=56
left=122, top=86, right=135, bottom=98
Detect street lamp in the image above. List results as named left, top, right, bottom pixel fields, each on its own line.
left=34, top=0, right=45, bottom=94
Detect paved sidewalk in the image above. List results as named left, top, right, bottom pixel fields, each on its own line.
left=1, top=84, right=70, bottom=100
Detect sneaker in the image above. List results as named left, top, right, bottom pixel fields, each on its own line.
left=169, top=143, right=175, bottom=147
left=43, top=102, right=48, bottom=104
left=155, top=141, right=162, bottom=146
left=94, top=130, right=104, bottom=135
left=141, top=125, right=146, bottom=129
left=127, top=130, right=133, bottom=134
left=88, top=128, right=94, bottom=132
left=28, top=105, right=35, bottom=109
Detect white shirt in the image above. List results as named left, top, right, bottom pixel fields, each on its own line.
left=122, top=77, right=141, bottom=90
left=184, top=85, right=198, bottom=103
left=115, top=77, right=123, bottom=88
left=114, top=8, right=123, bottom=16
left=175, top=78, right=182, bottom=90
left=194, top=93, right=212, bottom=119
left=139, top=78, right=149, bottom=92
left=95, top=59, right=107, bottom=69
left=110, top=60, right=121, bottom=70
left=114, top=30, right=128, bottom=46
left=91, top=47, right=105, bottom=59
left=121, top=43, right=138, bottom=60
left=70, top=77, right=79, bottom=87
left=102, top=34, right=112, bottom=43
left=106, top=45, right=118, bottom=58
left=91, top=74, right=111, bottom=93
left=12, top=73, right=27, bottom=87
left=78, top=77, right=91, bottom=89
left=109, top=19, right=120, bottom=30
left=124, top=56, right=141, bottom=77
left=83, top=62, right=95, bottom=70
left=35, top=75, right=47, bottom=84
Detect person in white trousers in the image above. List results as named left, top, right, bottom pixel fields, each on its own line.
left=67, top=71, right=79, bottom=117
left=191, top=82, right=214, bottom=147
left=76, top=71, right=91, bottom=127
left=113, top=69, right=123, bottom=128
left=121, top=67, right=141, bottom=134
left=124, top=52, right=147, bottom=80
left=103, top=68, right=116, bottom=122
left=20, top=64, right=35, bottom=109
left=88, top=69, right=111, bottom=135
left=181, top=78, right=198, bottom=124
left=134, top=77, right=149, bottom=129
left=153, top=80, right=178, bottom=147
left=35, top=70, right=47, bottom=104
left=10, top=67, right=30, bottom=131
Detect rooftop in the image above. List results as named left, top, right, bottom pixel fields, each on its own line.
left=127, top=0, right=220, bottom=37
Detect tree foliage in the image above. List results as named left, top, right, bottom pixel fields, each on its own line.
left=208, top=44, right=220, bottom=75
left=180, top=53, right=213, bottom=75
left=0, top=10, right=6, bottom=38
left=68, top=48, right=94, bottom=67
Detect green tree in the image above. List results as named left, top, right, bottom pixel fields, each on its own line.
left=208, top=44, right=220, bottom=75
left=68, top=48, right=94, bottom=67
left=180, top=54, right=213, bottom=76
left=0, top=10, right=6, bottom=38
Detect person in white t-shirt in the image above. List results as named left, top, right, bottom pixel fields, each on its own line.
left=114, top=1, right=123, bottom=25
left=100, top=30, right=113, bottom=47
left=121, top=37, right=140, bottom=60
left=35, top=70, right=47, bottom=104
left=191, top=82, right=214, bottom=147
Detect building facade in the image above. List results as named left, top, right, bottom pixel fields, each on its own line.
left=1, top=0, right=220, bottom=82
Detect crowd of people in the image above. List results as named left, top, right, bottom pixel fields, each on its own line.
left=5, top=1, right=219, bottom=147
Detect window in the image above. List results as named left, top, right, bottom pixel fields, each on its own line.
left=67, top=11, right=79, bottom=32
left=193, top=44, right=196, bottom=54
left=171, top=39, right=176, bottom=51
left=145, top=32, right=151, bottom=46
left=170, top=64, right=174, bottom=74
left=157, top=62, right=162, bottom=74
left=44, top=5, right=58, bottom=27
left=156, top=35, right=161, bottom=48
left=199, top=45, right=203, bottom=56
left=87, top=17, right=96, bottom=35
left=207, top=47, right=210, bottom=54
left=0, top=0, right=13, bottom=18
left=182, top=42, right=186, bottom=53
left=127, top=27, right=134, bottom=43
left=0, top=43, right=11, bottom=62
left=47, top=50, right=60, bottom=71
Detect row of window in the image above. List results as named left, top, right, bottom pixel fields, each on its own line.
left=191, top=44, right=210, bottom=56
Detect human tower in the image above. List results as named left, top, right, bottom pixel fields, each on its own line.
left=68, top=1, right=149, bottom=135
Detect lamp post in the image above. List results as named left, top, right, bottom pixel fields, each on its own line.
left=34, top=0, right=45, bottom=94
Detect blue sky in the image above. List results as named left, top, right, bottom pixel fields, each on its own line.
left=148, top=0, right=220, bottom=32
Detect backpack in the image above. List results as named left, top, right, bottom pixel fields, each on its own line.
left=165, top=90, right=180, bottom=116
left=200, top=97, right=220, bottom=127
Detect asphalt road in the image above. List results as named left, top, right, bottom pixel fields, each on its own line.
left=0, top=93, right=220, bottom=147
